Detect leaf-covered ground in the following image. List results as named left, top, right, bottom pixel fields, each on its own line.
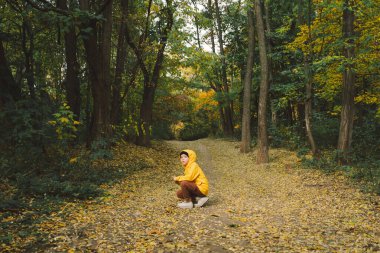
left=2, top=138, right=380, bottom=252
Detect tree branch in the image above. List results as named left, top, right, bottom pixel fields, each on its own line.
left=21, top=0, right=69, bottom=15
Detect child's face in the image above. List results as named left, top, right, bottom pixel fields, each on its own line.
left=180, top=154, right=189, bottom=166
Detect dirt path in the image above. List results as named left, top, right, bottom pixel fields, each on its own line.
left=40, top=138, right=379, bottom=252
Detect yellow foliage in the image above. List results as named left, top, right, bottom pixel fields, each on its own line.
left=48, top=120, right=57, bottom=126
left=59, top=117, right=69, bottom=124
left=69, top=157, right=78, bottom=164
left=289, top=0, right=380, bottom=105
left=194, top=90, right=218, bottom=112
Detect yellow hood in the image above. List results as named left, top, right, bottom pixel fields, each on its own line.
left=182, top=149, right=197, bottom=169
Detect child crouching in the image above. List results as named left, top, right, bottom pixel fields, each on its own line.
left=173, top=149, right=209, bottom=208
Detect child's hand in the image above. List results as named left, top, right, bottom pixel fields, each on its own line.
left=173, top=176, right=177, bottom=181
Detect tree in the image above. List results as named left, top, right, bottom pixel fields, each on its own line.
left=255, top=0, right=269, bottom=164
left=300, top=0, right=318, bottom=156
left=125, top=0, right=174, bottom=146
left=57, top=0, right=81, bottom=119
left=0, top=36, right=20, bottom=108
left=110, top=0, right=127, bottom=125
left=337, top=0, right=356, bottom=162
left=78, top=0, right=113, bottom=141
left=240, top=5, right=255, bottom=153
left=214, top=0, right=234, bottom=136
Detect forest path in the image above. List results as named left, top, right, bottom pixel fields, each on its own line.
left=42, top=138, right=379, bottom=252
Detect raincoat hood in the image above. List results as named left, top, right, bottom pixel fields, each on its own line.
left=181, top=149, right=197, bottom=168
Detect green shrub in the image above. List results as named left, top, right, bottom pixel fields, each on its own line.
left=152, top=121, right=175, bottom=140
left=269, top=124, right=304, bottom=150
left=178, top=123, right=208, bottom=141
left=312, top=113, right=339, bottom=148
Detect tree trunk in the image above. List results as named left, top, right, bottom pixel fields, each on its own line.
left=22, top=17, right=35, bottom=99
left=57, top=0, right=81, bottom=119
left=0, top=38, right=20, bottom=107
left=207, top=0, right=216, bottom=53
left=263, top=1, right=276, bottom=126
left=126, top=0, right=173, bottom=146
left=337, top=0, right=355, bottom=163
left=215, top=0, right=234, bottom=136
left=191, top=0, right=202, bottom=49
left=111, top=0, right=127, bottom=125
left=240, top=6, right=255, bottom=153
left=137, top=84, right=155, bottom=146
left=304, top=0, right=318, bottom=156
left=255, top=0, right=269, bottom=164
left=79, top=0, right=113, bottom=141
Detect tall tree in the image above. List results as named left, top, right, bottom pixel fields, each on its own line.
left=0, top=37, right=20, bottom=107
left=255, top=0, right=269, bottom=164
left=110, top=0, right=127, bottom=125
left=303, top=0, right=318, bottom=156
left=22, top=4, right=36, bottom=99
left=57, top=0, right=81, bottom=119
left=78, top=0, right=113, bottom=141
left=125, top=0, right=174, bottom=146
left=214, top=0, right=234, bottom=136
left=337, top=0, right=356, bottom=162
left=240, top=5, right=255, bottom=153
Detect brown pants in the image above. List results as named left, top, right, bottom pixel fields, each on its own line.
left=176, top=181, right=205, bottom=203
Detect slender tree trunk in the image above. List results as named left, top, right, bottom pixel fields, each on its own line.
left=57, top=0, right=81, bottom=118
left=241, top=6, right=255, bottom=153
left=337, top=0, right=355, bottom=163
left=255, top=0, right=269, bottom=164
left=304, top=0, right=318, bottom=156
left=263, top=1, right=276, bottom=125
left=22, top=18, right=35, bottom=99
left=207, top=0, right=216, bottom=53
left=207, top=0, right=226, bottom=132
left=126, top=0, right=173, bottom=146
left=191, top=0, right=202, bottom=49
left=215, top=0, right=234, bottom=136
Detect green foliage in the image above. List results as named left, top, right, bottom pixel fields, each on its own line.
left=269, top=124, right=305, bottom=150
left=48, top=103, right=80, bottom=145
left=152, top=121, right=175, bottom=140
left=0, top=99, right=52, bottom=175
left=351, top=114, right=380, bottom=162
left=178, top=122, right=208, bottom=141
left=90, top=138, right=113, bottom=160
left=312, top=113, right=340, bottom=148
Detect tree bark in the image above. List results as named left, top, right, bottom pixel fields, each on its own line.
left=207, top=0, right=216, bottom=53
left=111, top=0, right=127, bottom=125
left=22, top=16, right=35, bottom=99
left=79, top=0, right=113, bottom=141
left=126, top=0, right=173, bottom=146
left=57, top=0, right=81, bottom=119
left=337, top=0, right=355, bottom=163
left=214, top=0, right=234, bottom=136
left=255, top=0, right=269, bottom=164
left=304, top=0, right=318, bottom=156
left=240, top=6, right=255, bottom=153
left=0, top=38, right=20, bottom=108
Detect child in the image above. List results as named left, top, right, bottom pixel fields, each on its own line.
left=173, top=149, right=209, bottom=208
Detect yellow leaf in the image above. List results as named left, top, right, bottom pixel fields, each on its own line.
left=60, top=117, right=69, bottom=124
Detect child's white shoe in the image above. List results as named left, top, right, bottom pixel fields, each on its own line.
left=194, top=197, right=209, bottom=207
left=177, top=201, right=193, bottom=209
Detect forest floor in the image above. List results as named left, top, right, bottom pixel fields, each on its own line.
left=2, top=138, right=380, bottom=252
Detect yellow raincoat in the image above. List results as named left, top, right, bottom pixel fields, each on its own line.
left=175, top=149, right=209, bottom=195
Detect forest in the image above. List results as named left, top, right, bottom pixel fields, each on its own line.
left=0, top=0, right=379, bottom=251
